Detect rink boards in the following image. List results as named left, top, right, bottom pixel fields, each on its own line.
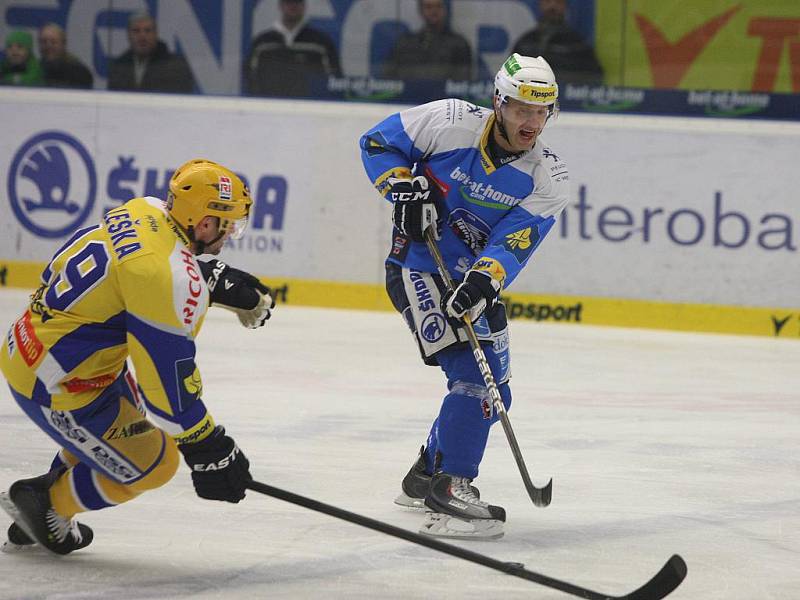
left=0, top=88, right=797, bottom=339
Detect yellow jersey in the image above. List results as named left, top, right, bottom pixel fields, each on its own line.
left=1, top=197, right=215, bottom=444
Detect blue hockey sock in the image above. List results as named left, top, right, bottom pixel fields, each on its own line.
left=430, top=346, right=512, bottom=480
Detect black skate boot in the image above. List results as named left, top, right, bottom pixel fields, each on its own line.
left=1, top=522, right=35, bottom=553
left=420, top=472, right=505, bottom=540
left=0, top=472, right=93, bottom=555
left=394, top=447, right=479, bottom=509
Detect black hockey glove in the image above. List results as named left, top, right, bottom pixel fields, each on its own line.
left=442, top=270, right=501, bottom=327
left=199, top=259, right=275, bottom=329
left=389, top=175, right=439, bottom=242
left=178, top=426, right=252, bottom=503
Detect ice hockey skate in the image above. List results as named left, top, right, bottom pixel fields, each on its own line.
left=0, top=473, right=93, bottom=555
left=1, top=522, right=35, bottom=553
left=394, top=447, right=480, bottom=510
left=420, top=472, right=505, bottom=540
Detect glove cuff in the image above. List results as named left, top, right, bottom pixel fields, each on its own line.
left=466, top=269, right=501, bottom=300
left=178, top=425, right=225, bottom=456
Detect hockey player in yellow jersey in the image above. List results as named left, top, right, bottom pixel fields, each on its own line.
left=0, top=158, right=274, bottom=554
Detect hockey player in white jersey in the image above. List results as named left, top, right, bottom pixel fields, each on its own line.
left=360, top=54, right=569, bottom=539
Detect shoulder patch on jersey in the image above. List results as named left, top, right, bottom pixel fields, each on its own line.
left=363, top=131, right=389, bottom=156
left=174, top=357, right=202, bottom=411
left=504, top=226, right=541, bottom=264
left=375, top=166, right=413, bottom=195
left=542, top=147, right=560, bottom=162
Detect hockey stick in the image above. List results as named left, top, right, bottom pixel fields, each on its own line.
left=423, top=228, right=553, bottom=507
left=246, top=480, right=687, bottom=599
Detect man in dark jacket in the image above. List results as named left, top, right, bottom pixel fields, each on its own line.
left=383, top=0, right=472, bottom=81
left=38, top=23, right=93, bottom=89
left=108, top=12, right=195, bottom=94
left=512, top=0, right=603, bottom=85
left=244, top=0, right=341, bottom=98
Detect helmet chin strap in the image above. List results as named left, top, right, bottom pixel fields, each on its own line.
left=494, top=98, right=512, bottom=145
left=202, top=230, right=226, bottom=252
left=186, top=225, right=205, bottom=256
left=188, top=220, right=226, bottom=256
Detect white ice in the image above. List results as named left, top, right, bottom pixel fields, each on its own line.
left=0, top=288, right=797, bottom=600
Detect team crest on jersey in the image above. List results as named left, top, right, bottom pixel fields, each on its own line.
left=363, top=132, right=389, bottom=156
left=175, top=358, right=202, bottom=409
left=420, top=313, right=446, bottom=343
left=504, top=227, right=539, bottom=264
left=542, top=148, right=560, bottom=162
left=183, top=366, right=203, bottom=396
left=447, top=209, right=490, bottom=254
left=218, top=176, right=232, bottom=200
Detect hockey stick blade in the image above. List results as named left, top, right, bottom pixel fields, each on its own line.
left=246, top=480, right=686, bottom=599
left=497, top=409, right=553, bottom=507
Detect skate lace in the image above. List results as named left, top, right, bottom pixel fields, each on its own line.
left=45, top=509, right=82, bottom=544
left=450, top=477, right=488, bottom=507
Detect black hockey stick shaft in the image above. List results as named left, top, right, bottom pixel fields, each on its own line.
left=423, top=228, right=553, bottom=507
left=246, top=480, right=687, bottom=599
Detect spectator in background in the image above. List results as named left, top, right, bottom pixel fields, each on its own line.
left=512, top=0, right=603, bottom=85
left=38, top=23, right=93, bottom=89
left=384, top=0, right=472, bottom=81
left=244, top=0, right=341, bottom=98
left=0, top=30, right=44, bottom=86
left=108, top=12, right=195, bottom=94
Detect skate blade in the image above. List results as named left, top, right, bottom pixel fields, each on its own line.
left=394, top=492, right=426, bottom=510
left=0, top=492, right=55, bottom=556
left=1, top=540, right=36, bottom=554
left=419, top=511, right=504, bottom=540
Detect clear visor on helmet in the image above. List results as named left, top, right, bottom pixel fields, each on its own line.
left=226, top=216, right=249, bottom=240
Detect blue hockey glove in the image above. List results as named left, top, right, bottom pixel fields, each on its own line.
left=199, top=259, right=275, bottom=328
left=389, top=175, right=439, bottom=242
left=178, top=426, right=252, bottom=503
left=442, top=270, right=501, bottom=326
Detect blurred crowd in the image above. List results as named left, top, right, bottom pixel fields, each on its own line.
left=0, top=0, right=602, bottom=96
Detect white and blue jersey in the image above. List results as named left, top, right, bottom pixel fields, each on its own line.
left=360, top=98, right=569, bottom=289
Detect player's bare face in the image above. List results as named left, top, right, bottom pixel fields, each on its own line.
left=194, top=217, right=228, bottom=255
left=495, top=99, right=550, bottom=153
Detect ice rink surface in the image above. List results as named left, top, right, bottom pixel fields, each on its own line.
left=0, top=288, right=797, bottom=600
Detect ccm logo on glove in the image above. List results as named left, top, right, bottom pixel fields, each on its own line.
left=389, top=175, right=439, bottom=242
left=390, top=186, right=431, bottom=203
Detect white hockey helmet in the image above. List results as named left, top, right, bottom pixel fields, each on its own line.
left=495, top=53, right=559, bottom=118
